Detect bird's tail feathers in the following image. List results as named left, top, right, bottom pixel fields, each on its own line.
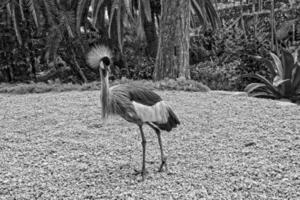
left=87, top=45, right=112, bottom=69
left=154, top=105, right=180, bottom=132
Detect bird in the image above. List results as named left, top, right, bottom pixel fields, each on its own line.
left=86, top=45, right=180, bottom=180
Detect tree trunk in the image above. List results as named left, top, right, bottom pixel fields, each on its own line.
left=154, top=0, right=190, bottom=81
left=142, top=7, right=158, bottom=58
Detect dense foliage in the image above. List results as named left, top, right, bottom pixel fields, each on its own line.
left=0, top=0, right=219, bottom=83
left=188, top=0, right=300, bottom=92
left=0, top=0, right=300, bottom=99
left=245, top=49, right=300, bottom=102
left=189, top=23, right=273, bottom=90
left=191, top=60, right=241, bottom=91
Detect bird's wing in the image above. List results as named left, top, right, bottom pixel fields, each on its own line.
left=109, top=85, right=141, bottom=123
left=111, top=84, right=162, bottom=106
left=110, top=84, right=180, bottom=130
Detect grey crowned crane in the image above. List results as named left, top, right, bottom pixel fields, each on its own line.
left=87, top=45, right=180, bottom=180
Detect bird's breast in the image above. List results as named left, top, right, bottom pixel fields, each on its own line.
left=132, top=101, right=169, bottom=123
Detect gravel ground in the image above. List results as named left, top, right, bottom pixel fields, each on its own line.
left=0, top=90, right=299, bottom=200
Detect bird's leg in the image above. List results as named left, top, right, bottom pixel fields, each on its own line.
left=155, top=129, right=168, bottom=172
left=138, top=125, right=147, bottom=180
left=147, top=123, right=168, bottom=172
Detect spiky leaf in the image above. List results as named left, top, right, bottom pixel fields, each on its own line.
left=244, top=83, right=266, bottom=94
left=244, top=74, right=281, bottom=97
left=249, top=91, right=277, bottom=99
left=270, top=52, right=283, bottom=79
left=281, top=49, right=295, bottom=80
left=273, top=78, right=290, bottom=87
left=292, top=63, right=300, bottom=91
left=294, top=47, right=300, bottom=65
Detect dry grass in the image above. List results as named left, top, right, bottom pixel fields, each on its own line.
left=0, top=90, right=299, bottom=199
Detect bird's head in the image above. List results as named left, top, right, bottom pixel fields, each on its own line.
left=86, top=45, right=112, bottom=78
left=99, top=56, right=111, bottom=77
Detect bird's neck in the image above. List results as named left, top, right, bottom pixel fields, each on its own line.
left=100, top=70, right=110, bottom=119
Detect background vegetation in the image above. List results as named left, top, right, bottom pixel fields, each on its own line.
left=0, top=0, right=300, bottom=99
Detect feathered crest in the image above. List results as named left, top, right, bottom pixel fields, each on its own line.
left=87, top=45, right=112, bottom=69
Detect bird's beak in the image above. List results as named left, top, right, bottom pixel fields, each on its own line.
left=99, top=61, right=105, bottom=70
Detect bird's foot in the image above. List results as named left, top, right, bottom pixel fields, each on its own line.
left=133, top=169, right=148, bottom=175
left=133, top=169, right=148, bottom=181
left=158, top=157, right=168, bottom=172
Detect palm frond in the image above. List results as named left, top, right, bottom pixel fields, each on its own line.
left=18, top=0, right=25, bottom=21
left=91, top=0, right=105, bottom=27
left=26, top=0, right=40, bottom=28
left=191, top=0, right=220, bottom=29
left=136, top=0, right=145, bottom=40
left=41, top=0, right=58, bottom=26
left=203, top=0, right=219, bottom=29
left=140, top=0, right=151, bottom=22
left=45, top=26, right=63, bottom=62
left=0, top=0, right=10, bottom=9
left=108, top=0, right=117, bottom=38
left=123, top=0, right=134, bottom=23
left=191, top=0, right=208, bottom=27
left=76, top=0, right=91, bottom=35
left=9, top=1, right=22, bottom=45
left=6, top=2, right=12, bottom=16
left=60, top=10, right=76, bottom=38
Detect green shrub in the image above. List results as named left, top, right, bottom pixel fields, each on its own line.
left=0, top=78, right=209, bottom=95
left=126, top=57, right=155, bottom=80
left=113, top=77, right=210, bottom=92
left=191, top=60, right=242, bottom=91
left=111, top=41, right=155, bottom=80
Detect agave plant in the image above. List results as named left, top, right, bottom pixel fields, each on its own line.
left=244, top=49, right=300, bottom=102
